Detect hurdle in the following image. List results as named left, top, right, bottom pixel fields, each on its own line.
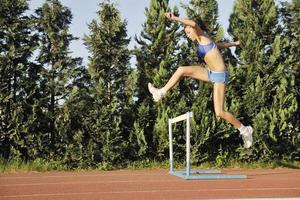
left=168, top=112, right=247, bottom=180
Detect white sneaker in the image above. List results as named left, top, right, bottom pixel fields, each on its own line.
left=148, top=83, right=164, bottom=102
left=241, top=126, right=253, bottom=148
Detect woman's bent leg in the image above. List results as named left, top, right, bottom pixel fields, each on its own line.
left=163, top=66, right=210, bottom=92
left=213, top=83, right=241, bottom=128
left=148, top=66, right=209, bottom=102
left=213, top=83, right=253, bottom=148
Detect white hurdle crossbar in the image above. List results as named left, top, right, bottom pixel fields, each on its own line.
left=168, top=112, right=247, bottom=180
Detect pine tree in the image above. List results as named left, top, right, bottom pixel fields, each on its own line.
left=35, top=0, right=82, bottom=159
left=228, top=0, right=298, bottom=161
left=133, top=0, right=182, bottom=160
left=55, top=66, right=92, bottom=168
left=278, top=0, right=300, bottom=160
left=0, top=0, right=38, bottom=160
left=84, top=1, right=131, bottom=168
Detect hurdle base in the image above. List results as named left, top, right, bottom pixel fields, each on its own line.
left=170, top=170, right=247, bottom=180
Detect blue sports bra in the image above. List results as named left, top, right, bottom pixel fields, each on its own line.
left=197, top=42, right=217, bottom=58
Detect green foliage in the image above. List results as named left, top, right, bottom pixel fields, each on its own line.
left=0, top=0, right=39, bottom=161
left=133, top=0, right=182, bottom=159
left=215, top=148, right=229, bottom=168
left=34, top=0, right=83, bottom=160
left=278, top=0, right=300, bottom=160
left=0, top=158, right=67, bottom=172
left=83, top=2, right=131, bottom=167
left=0, top=0, right=299, bottom=170
left=131, top=103, right=151, bottom=158
left=229, top=0, right=299, bottom=161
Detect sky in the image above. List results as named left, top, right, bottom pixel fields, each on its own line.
left=27, top=0, right=235, bottom=65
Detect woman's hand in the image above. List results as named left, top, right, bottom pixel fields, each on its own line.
left=164, top=13, right=198, bottom=29
left=234, top=41, right=241, bottom=46
left=164, top=12, right=175, bottom=20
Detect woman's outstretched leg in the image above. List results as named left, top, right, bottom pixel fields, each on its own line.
left=148, top=66, right=209, bottom=102
left=213, top=83, right=253, bottom=148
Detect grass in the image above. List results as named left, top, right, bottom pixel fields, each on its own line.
left=0, top=158, right=67, bottom=173
left=215, top=159, right=300, bottom=169
left=1, top=158, right=299, bottom=173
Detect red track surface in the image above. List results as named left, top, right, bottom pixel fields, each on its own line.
left=1, top=168, right=300, bottom=200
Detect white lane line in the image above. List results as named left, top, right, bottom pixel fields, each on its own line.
left=0, top=179, right=184, bottom=187
left=1, top=177, right=297, bottom=187
left=215, top=199, right=300, bottom=200
left=2, top=172, right=299, bottom=180
left=0, top=173, right=167, bottom=179
left=1, top=187, right=300, bottom=198
left=1, top=171, right=299, bottom=180
left=0, top=179, right=297, bottom=187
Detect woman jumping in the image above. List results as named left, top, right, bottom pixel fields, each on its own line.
left=148, top=12, right=253, bottom=148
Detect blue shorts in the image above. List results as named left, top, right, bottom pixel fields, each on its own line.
left=208, top=70, right=229, bottom=84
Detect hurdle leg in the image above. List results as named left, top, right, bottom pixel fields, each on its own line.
left=168, top=119, right=174, bottom=175
left=186, top=112, right=191, bottom=177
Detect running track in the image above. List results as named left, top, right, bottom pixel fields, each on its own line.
left=0, top=168, right=300, bottom=199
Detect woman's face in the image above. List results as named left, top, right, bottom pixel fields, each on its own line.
left=184, top=26, right=197, bottom=42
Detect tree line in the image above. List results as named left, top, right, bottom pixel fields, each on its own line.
left=0, top=0, right=299, bottom=169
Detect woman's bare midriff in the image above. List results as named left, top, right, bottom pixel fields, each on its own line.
left=204, top=48, right=226, bottom=71
left=198, top=35, right=226, bottom=71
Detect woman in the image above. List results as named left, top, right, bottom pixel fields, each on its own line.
left=148, top=12, right=253, bottom=148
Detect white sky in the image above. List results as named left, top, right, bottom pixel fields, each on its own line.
left=28, top=0, right=236, bottom=65
left=28, top=0, right=287, bottom=65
